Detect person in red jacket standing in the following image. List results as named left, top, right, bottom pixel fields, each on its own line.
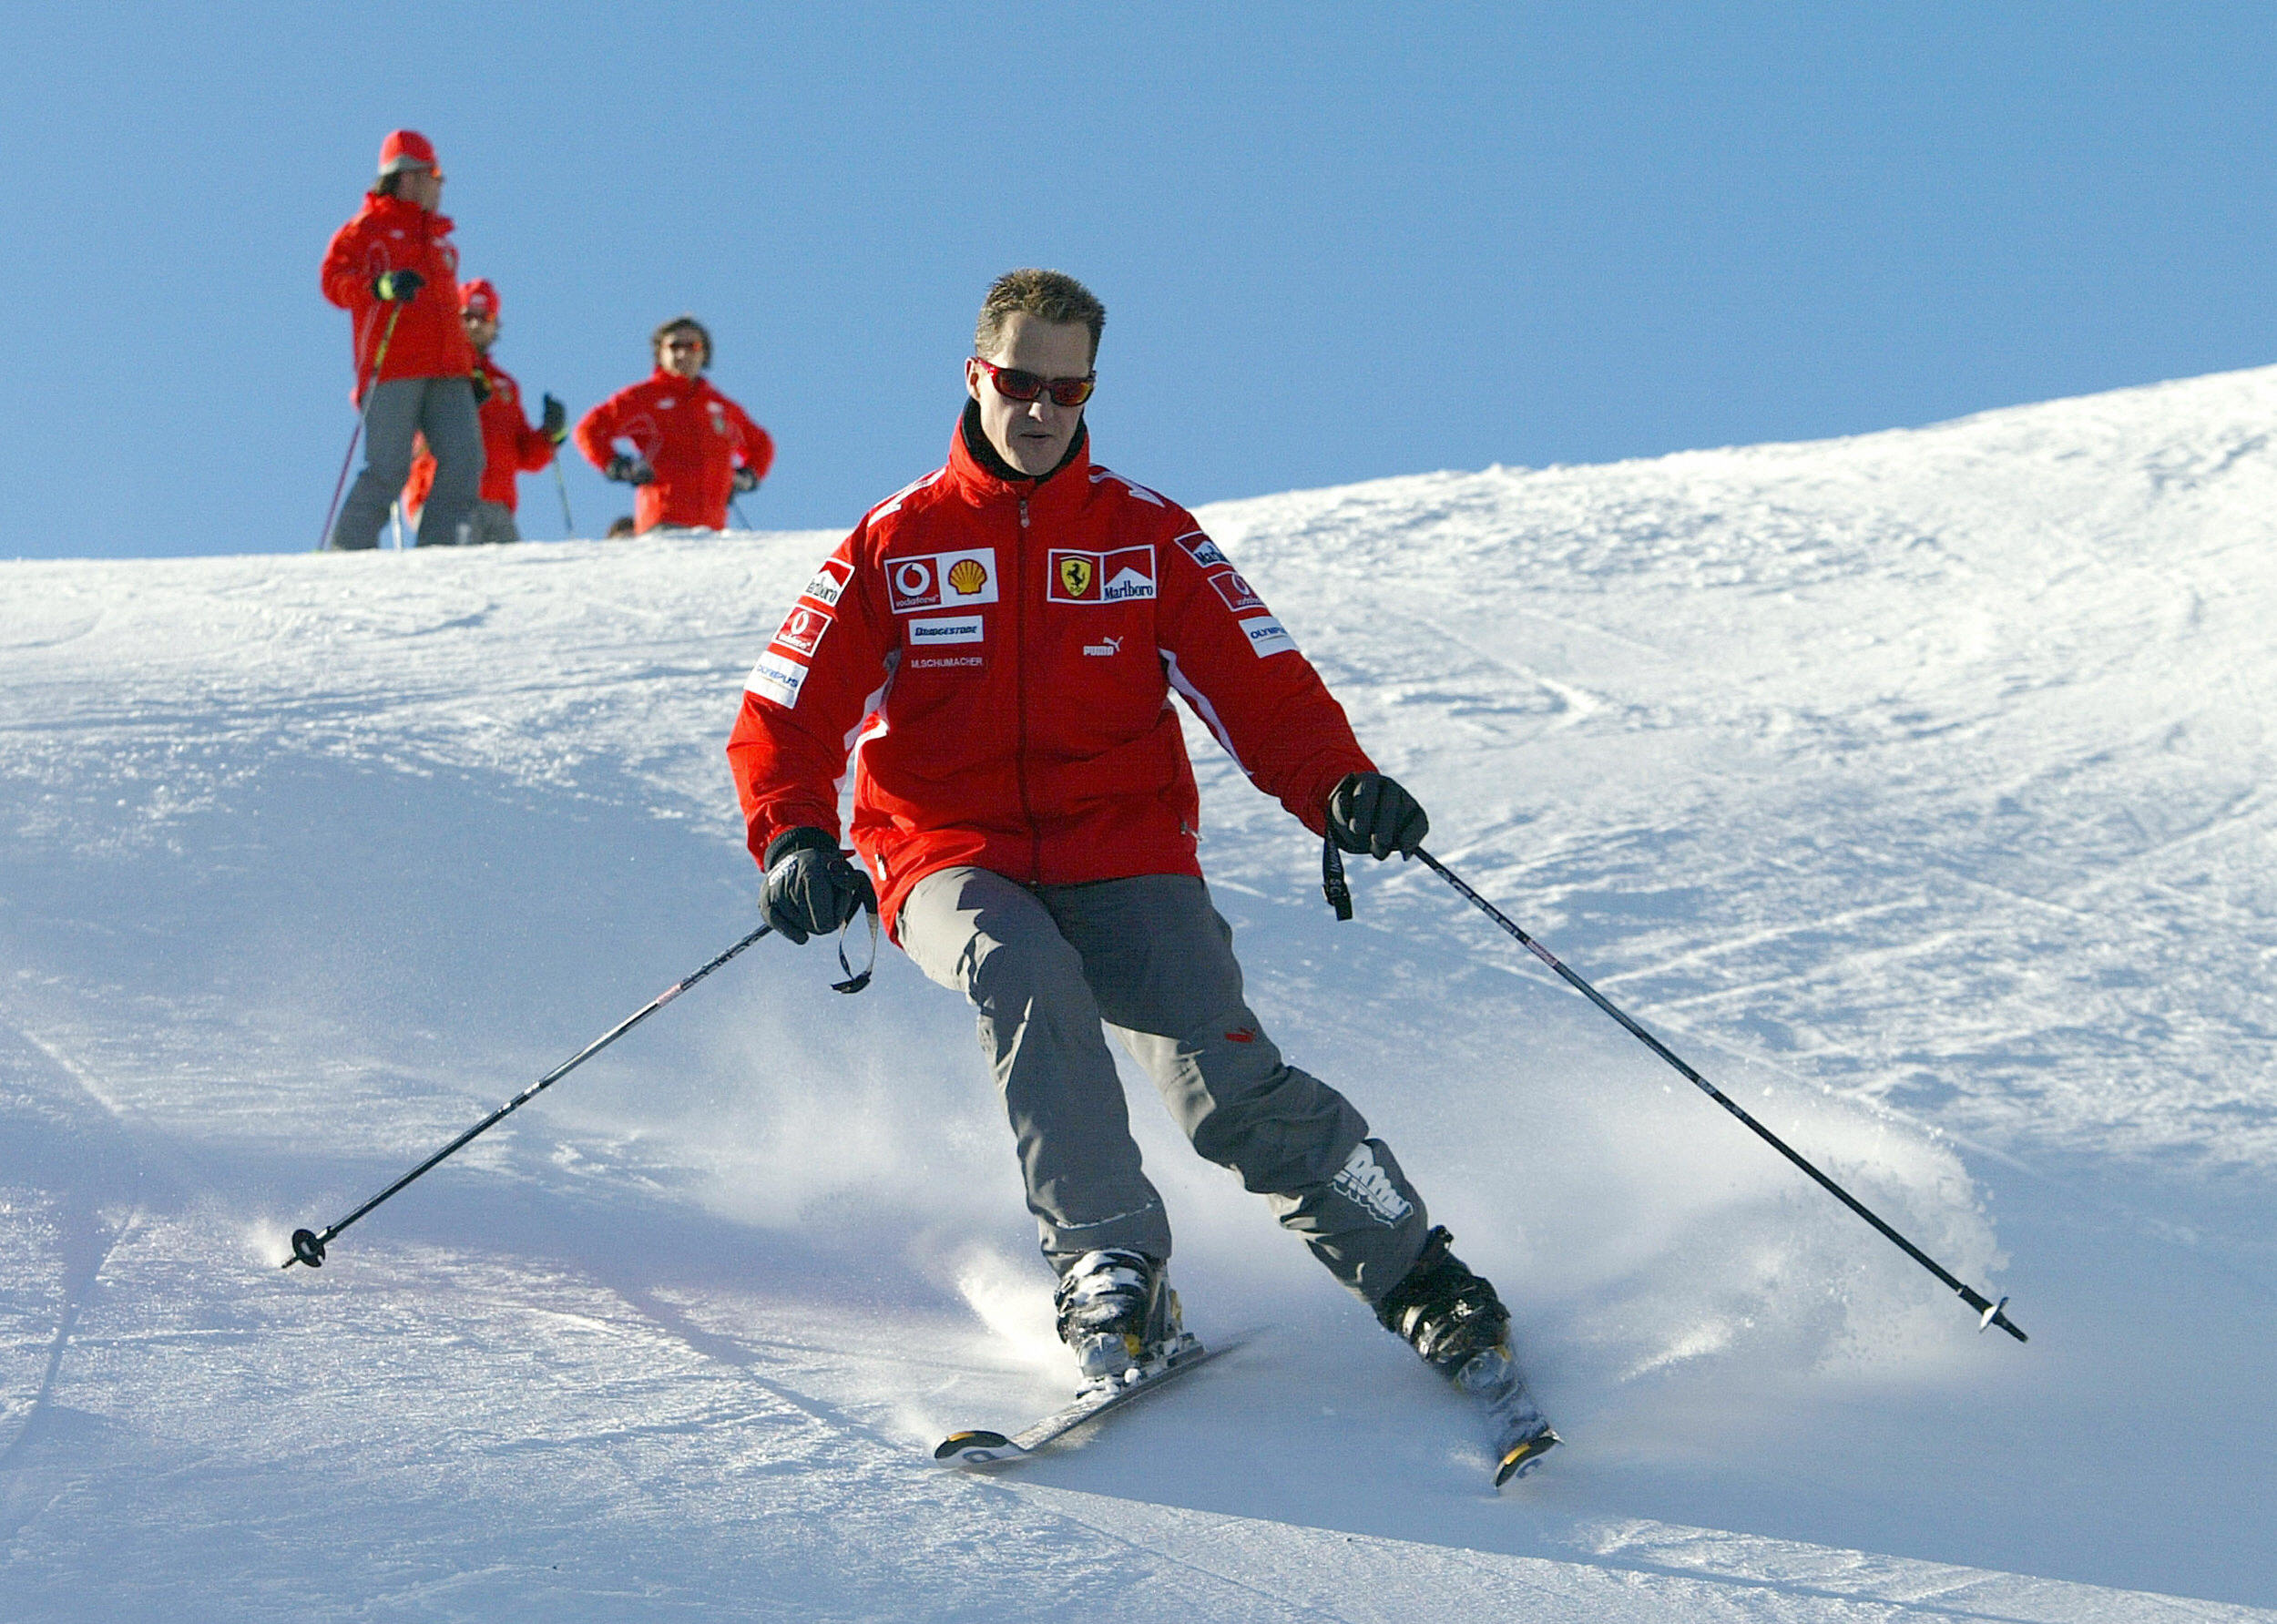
left=573, top=317, right=773, bottom=534
left=320, top=130, right=485, bottom=550
left=403, top=279, right=567, bottom=545
left=725, top=270, right=1555, bottom=1474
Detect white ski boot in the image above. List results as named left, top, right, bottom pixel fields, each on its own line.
left=1053, top=1248, right=1184, bottom=1385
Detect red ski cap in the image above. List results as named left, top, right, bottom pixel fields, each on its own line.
left=377, top=129, right=441, bottom=179
left=459, top=278, right=499, bottom=321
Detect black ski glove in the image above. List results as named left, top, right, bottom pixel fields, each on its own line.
left=605, top=454, right=655, bottom=485
left=373, top=270, right=425, bottom=302
left=468, top=368, right=492, bottom=404
left=731, top=465, right=761, bottom=495
left=1326, top=771, right=1429, bottom=860
left=539, top=393, right=568, bottom=444
left=762, top=826, right=877, bottom=945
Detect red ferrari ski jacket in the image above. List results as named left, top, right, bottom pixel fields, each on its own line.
left=320, top=194, right=477, bottom=393
left=572, top=371, right=774, bottom=532
left=403, top=358, right=556, bottom=515
left=727, top=411, right=1374, bottom=935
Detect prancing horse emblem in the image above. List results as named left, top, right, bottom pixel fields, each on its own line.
left=1057, top=556, right=1094, bottom=598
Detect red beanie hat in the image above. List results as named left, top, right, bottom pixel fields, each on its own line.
left=459, top=279, right=499, bottom=322
left=377, top=129, right=441, bottom=179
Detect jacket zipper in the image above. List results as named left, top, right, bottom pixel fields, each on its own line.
left=1013, top=495, right=1042, bottom=883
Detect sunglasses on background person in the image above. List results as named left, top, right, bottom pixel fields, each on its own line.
left=974, top=357, right=1097, bottom=408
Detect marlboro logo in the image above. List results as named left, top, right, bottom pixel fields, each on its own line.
left=800, top=560, right=852, bottom=608
left=1048, top=546, right=1155, bottom=604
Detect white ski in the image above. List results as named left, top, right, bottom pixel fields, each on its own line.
left=932, top=1333, right=1236, bottom=1468
left=1454, top=1346, right=1562, bottom=1486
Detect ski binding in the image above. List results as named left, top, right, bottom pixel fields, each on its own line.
left=1455, top=1345, right=1563, bottom=1486
left=933, top=1333, right=1231, bottom=1468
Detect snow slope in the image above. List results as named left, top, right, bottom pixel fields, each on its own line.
left=3, top=365, right=2273, bottom=1619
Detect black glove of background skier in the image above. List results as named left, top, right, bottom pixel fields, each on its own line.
left=762, top=826, right=877, bottom=945
left=731, top=465, right=761, bottom=495
left=539, top=394, right=568, bottom=444
left=1326, top=771, right=1429, bottom=860
left=604, top=454, right=655, bottom=485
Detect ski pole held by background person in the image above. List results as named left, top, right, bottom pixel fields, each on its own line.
left=317, top=129, right=485, bottom=551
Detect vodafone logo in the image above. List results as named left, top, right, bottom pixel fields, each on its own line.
left=887, top=548, right=998, bottom=614
left=773, top=604, right=832, bottom=657
left=1210, top=570, right=1265, bottom=613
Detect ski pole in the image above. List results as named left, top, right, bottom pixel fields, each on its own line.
left=1410, top=847, right=2027, bottom=1343
left=281, top=922, right=772, bottom=1269
left=553, top=456, right=576, bottom=536
left=313, top=302, right=406, bottom=553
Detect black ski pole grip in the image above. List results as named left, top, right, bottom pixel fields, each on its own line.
left=1322, top=835, right=1353, bottom=921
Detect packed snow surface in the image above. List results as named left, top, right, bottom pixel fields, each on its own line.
left=4, top=367, right=2274, bottom=1619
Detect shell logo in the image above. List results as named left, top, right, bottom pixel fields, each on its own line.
left=946, top=557, right=989, bottom=596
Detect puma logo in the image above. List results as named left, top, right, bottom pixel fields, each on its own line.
left=1083, top=635, right=1124, bottom=657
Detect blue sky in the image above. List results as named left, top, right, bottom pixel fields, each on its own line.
left=3, top=3, right=2272, bottom=557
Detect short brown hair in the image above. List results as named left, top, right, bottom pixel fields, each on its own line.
left=651, top=315, right=712, bottom=370
left=975, top=270, right=1105, bottom=364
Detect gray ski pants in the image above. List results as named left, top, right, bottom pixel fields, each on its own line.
left=456, top=499, right=520, bottom=546
left=899, top=867, right=1431, bottom=1304
left=329, top=375, right=484, bottom=550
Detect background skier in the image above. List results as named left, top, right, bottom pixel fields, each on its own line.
left=573, top=317, right=773, bottom=534
left=319, top=129, right=485, bottom=550
left=402, top=279, right=567, bottom=545
left=726, top=270, right=1543, bottom=1438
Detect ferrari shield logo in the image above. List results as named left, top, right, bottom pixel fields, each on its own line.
left=1048, top=546, right=1155, bottom=605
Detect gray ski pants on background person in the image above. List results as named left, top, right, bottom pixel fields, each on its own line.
left=329, top=375, right=484, bottom=550
left=448, top=498, right=519, bottom=546
left=899, top=866, right=1432, bottom=1304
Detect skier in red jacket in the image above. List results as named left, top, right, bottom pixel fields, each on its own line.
left=572, top=318, right=773, bottom=534
left=319, top=130, right=485, bottom=549
left=403, top=279, right=566, bottom=544
left=726, top=271, right=1551, bottom=1469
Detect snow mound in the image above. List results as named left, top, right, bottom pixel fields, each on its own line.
left=3, top=366, right=2273, bottom=1616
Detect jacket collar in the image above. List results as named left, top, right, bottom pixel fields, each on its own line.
left=945, top=398, right=1091, bottom=511
left=648, top=367, right=712, bottom=393
left=363, top=192, right=453, bottom=236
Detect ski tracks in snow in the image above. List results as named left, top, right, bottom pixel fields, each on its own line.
left=0, top=1013, right=153, bottom=1540
left=6, top=373, right=2277, bottom=1612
